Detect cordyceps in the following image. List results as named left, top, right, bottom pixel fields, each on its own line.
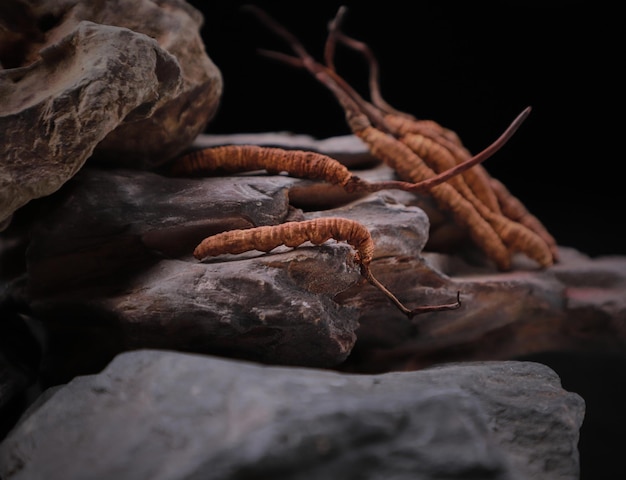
left=194, top=217, right=461, bottom=318
left=170, top=138, right=518, bottom=196
left=322, top=10, right=559, bottom=263
left=244, top=4, right=559, bottom=271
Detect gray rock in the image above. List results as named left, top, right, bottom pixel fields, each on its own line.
left=0, top=21, right=182, bottom=229
left=70, top=0, right=223, bottom=165
left=0, top=349, right=585, bottom=480
left=23, top=168, right=437, bottom=373
left=0, top=0, right=223, bottom=230
left=3, top=132, right=626, bottom=379
left=343, top=248, right=626, bottom=372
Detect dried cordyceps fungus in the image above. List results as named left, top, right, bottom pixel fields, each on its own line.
left=170, top=115, right=525, bottom=196
left=194, top=217, right=461, bottom=318
left=243, top=5, right=558, bottom=271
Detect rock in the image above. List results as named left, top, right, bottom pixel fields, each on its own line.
left=2, top=132, right=626, bottom=381
left=341, top=248, right=626, bottom=373
left=0, top=0, right=223, bottom=230
left=22, top=168, right=436, bottom=379
left=24, top=168, right=298, bottom=293
left=0, top=349, right=585, bottom=480
left=66, top=0, right=223, bottom=165
left=0, top=21, right=181, bottom=230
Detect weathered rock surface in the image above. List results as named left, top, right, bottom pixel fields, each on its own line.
left=340, top=246, right=626, bottom=373
left=0, top=132, right=624, bottom=383
left=0, top=21, right=180, bottom=229
left=65, top=0, right=223, bottom=164
left=0, top=0, right=222, bottom=230
left=4, top=131, right=625, bottom=477
left=20, top=167, right=434, bottom=378
left=0, top=349, right=585, bottom=480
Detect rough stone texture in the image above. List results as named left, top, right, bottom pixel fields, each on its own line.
left=24, top=169, right=298, bottom=292
left=339, top=248, right=626, bottom=373
left=0, top=21, right=181, bottom=229
left=19, top=168, right=434, bottom=379
left=0, top=132, right=624, bottom=383
left=0, top=349, right=585, bottom=480
left=63, top=0, right=223, bottom=165
left=0, top=0, right=223, bottom=230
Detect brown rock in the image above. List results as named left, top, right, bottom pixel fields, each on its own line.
left=0, top=22, right=180, bottom=229
left=5, top=132, right=626, bottom=382
left=0, top=0, right=223, bottom=230
left=18, top=167, right=437, bottom=378
left=68, top=0, right=223, bottom=165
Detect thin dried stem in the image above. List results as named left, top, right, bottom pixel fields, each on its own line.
left=325, top=6, right=404, bottom=119
left=325, top=6, right=463, bottom=144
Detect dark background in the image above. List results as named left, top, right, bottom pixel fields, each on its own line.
left=188, top=1, right=625, bottom=258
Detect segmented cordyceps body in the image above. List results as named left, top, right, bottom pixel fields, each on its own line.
left=488, top=177, right=559, bottom=259
left=194, top=217, right=461, bottom=318
left=388, top=118, right=502, bottom=214
left=194, top=217, right=374, bottom=263
left=171, top=145, right=355, bottom=187
left=170, top=143, right=502, bottom=196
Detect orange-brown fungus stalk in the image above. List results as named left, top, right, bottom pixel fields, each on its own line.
left=488, top=177, right=559, bottom=259
left=246, top=5, right=558, bottom=270
left=324, top=7, right=464, bottom=146
left=170, top=140, right=515, bottom=196
left=323, top=9, right=559, bottom=262
left=328, top=32, right=506, bottom=220
left=194, top=217, right=461, bottom=318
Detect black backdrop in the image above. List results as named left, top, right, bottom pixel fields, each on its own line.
left=188, top=1, right=625, bottom=258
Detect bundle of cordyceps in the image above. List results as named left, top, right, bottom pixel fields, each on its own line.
left=168, top=6, right=558, bottom=318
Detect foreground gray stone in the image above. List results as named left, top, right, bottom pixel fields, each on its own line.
left=0, top=350, right=584, bottom=480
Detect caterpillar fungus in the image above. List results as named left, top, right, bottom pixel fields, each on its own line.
left=194, top=217, right=461, bottom=318
left=245, top=4, right=557, bottom=271
left=322, top=14, right=559, bottom=260
left=170, top=144, right=500, bottom=196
